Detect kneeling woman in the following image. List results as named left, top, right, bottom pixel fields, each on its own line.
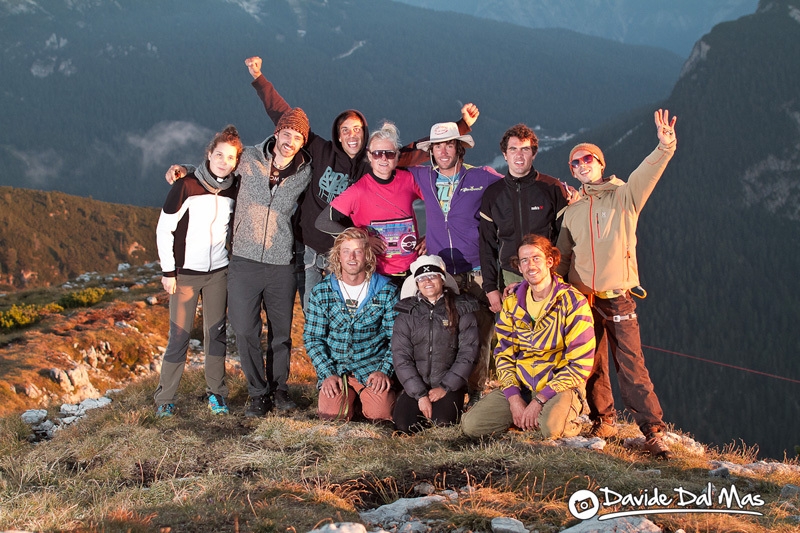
left=392, top=255, right=479, bottom=433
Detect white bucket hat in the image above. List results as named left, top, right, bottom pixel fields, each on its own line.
left=416, top=122, right=475, bottom=152
left=400, top=255, right=460, bottom=299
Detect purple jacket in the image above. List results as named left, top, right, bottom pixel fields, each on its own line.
left=408, top=163, right=502, bottom=274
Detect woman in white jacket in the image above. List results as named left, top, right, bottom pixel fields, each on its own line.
left=154, top=126, right=242, bottom=418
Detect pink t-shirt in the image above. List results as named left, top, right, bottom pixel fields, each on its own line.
left=331, top=169, right=423, bottom=275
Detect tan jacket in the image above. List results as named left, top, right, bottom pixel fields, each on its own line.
left=556, top=142, right=676, bottom=295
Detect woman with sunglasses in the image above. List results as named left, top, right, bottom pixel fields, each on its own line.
left=316, top=121, right=424, bottom=283
left=392, top=255, right=479, bottom=433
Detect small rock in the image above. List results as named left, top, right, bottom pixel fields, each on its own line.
left=561, top=515, right=661, bottom=532
left=397, top=521, right=428, bottom=533
left=414, top=482, right=435, bottom=495
left=360, top=496, right=445, bottom=526
left=558, top=435, right=606, bottom=451
left=80, top=396, right=111, bottom=410
left=189, top=339, right=202, bottom=349
left=49, top=368, right=73, bottom=392
left=491, top=516, right=529, bottom=533
left=307, top=524, right=368, bottom=533
left=61, top=404, right=85, bottom=416
left=23, top=383, right=42, bottom=399
left=146, top=295, right=159, bottom=306
left=638, top=469, right=661, bottom=477
left=21, top=409, right=48, bottom=424
left=33, top=420, right=57, bottom=438
left=781, top=484, right=800, bottom=500
left=117, top=263, right=131, bottom=271
left=710, top=466, right=729, bottom=478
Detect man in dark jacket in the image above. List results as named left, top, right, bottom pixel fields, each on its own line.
left=479, top=123, right=572, bottom=313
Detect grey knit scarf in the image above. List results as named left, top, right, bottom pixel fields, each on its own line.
left=195, top=161, right=235, bottom=193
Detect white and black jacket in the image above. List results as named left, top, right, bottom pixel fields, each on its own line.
left=156, top=169, right=237, bottom=277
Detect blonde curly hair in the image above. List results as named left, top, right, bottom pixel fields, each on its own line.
left=327, top=227, right=377, bottom=279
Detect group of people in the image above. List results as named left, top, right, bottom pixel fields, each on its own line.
left=153, top=55, right=679, bottom=459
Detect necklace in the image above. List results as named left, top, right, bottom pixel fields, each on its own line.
left=340, top=279, right=367, bottom=313
left=270, top=157, right=291, bottom=185
left=272, top=157, right=291, bottom=170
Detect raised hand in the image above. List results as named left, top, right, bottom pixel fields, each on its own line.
left=461, top=103, right=480, bottom=128
left=245, top=56, right=263, bottom=79
left=655, top=108, right=677, bottom=145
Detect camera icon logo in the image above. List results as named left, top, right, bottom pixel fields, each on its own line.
left=568, top=489, right=600, bottom=519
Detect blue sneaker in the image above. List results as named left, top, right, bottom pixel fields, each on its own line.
left=207, top=393, right=229, bottom=415
left=156, top=403, right=176, bottom=418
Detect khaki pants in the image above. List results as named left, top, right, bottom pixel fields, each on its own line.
left=154, top=269, right=228, bottom=406
left=461, top=387, right=584, bottom=439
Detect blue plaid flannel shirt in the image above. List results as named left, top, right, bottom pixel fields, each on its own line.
left=303, top=273, right=399, bottom=386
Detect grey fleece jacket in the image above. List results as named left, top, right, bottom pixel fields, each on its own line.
left=231, top=136, right=312, bottom=265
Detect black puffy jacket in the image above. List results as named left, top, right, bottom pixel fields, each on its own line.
left=392, top=292, right=480, bottom=400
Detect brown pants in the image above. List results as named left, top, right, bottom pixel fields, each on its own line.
left=317, top=375, right=396, bottom=422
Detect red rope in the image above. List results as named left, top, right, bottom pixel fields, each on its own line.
left=642, top=344, right=800, bottom=385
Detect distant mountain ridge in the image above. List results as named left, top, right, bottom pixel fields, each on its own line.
left=392, top=0, right=758, bottom=57
left=0, top=187, right=158, bottom=290
left=0, top=0, right=682, bottom=206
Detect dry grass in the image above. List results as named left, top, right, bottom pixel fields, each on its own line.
left=1, top=367, right=799, bottom=532
left=1, top=280, right=799, bottom=532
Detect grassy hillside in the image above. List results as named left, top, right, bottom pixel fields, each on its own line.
left=3, top=369, right=800, bottom=532
left=0, top=280, right=798, bottom=532
left=0, top=186, right=159, bottom=290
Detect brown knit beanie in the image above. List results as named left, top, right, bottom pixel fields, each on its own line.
left=275, top=107, right=310, bottom=143
left=569, top=143, right=605, bottom=169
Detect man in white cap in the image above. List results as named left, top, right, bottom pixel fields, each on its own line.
left=409, top=116, right=502, bottom=407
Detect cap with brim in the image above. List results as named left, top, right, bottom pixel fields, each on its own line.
left=400, top=255, right=460, bottom=299
left=416, top=122, right=475, bottom=152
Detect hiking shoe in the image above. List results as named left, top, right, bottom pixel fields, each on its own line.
left=273, top=389, right=297, bottom=411
left=643, top=431, right=673, bottom=460
left=245, top=394, right=271, bottom=418
left=156, top=403, right=176, bottom=418
left=207, top=393, right=229, bottom=415
left=589, top=419, right=618, bottom=439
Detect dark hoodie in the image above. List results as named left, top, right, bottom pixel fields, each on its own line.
left=253, top=77, right=374, bottom=254
left=252, top=75, right=458, bottom=255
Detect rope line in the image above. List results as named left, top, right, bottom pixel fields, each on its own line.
left=642, top=344, right=800, bottom=385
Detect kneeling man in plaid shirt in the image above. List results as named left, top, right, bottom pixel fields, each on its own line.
left=303, top=227, right=399, bottom=422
